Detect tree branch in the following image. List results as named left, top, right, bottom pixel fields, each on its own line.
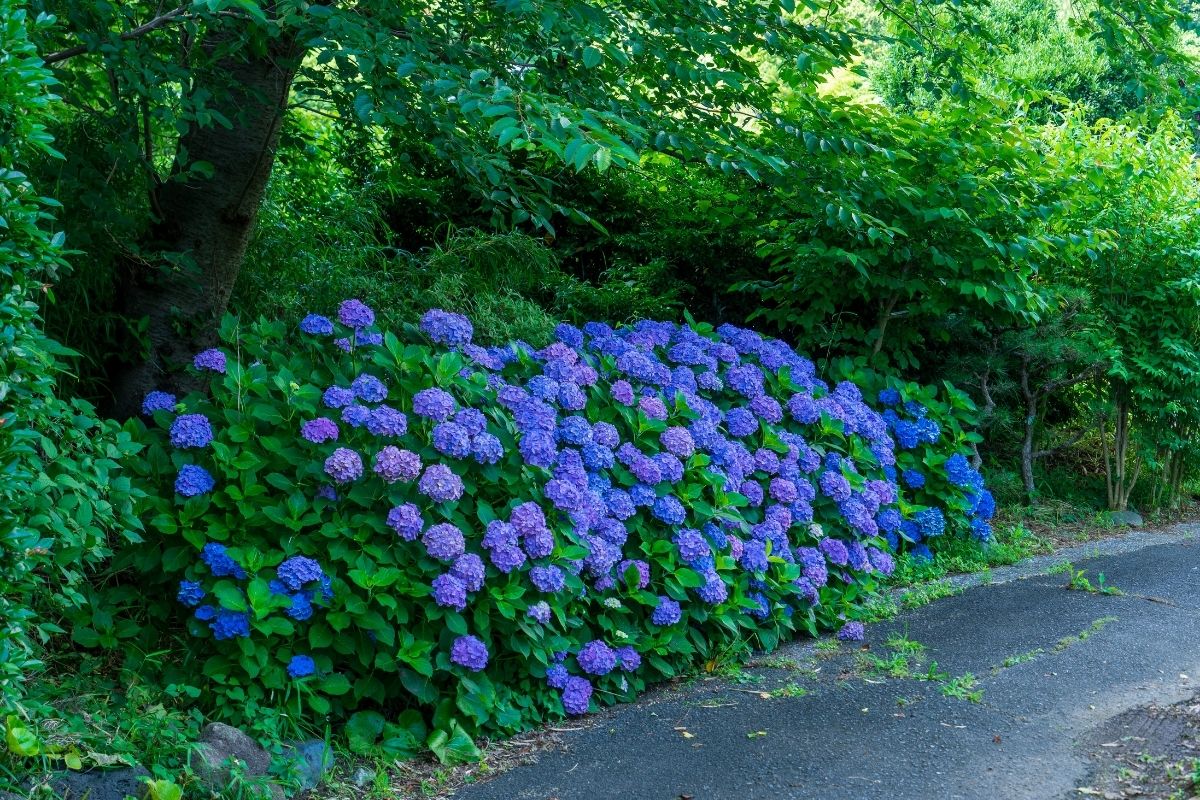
left=43, top=6, right=189, bottom=65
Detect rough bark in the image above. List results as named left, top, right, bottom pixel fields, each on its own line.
left=109, top=31, right=301, bottom=418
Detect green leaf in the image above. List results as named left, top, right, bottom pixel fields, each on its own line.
left=426, top=721, right=481, bottom=765
left=582, top=46, right=602, bottom=69
left=346, top=710, right=386, bottom=754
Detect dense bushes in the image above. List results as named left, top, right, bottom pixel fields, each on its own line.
left=127, top=301, right=992, bottom=750
left=0, top=4, right=144, bottom=707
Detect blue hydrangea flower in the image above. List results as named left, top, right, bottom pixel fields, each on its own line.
left=530, top=565, right=566, bottom=593
left=432, top=422, right=472, bottom=458
left=177, top=580, right=205, bottom=607
left=287, top=655, right=316, bottom=678
left=673, top=529, right=709, bottom=562
left=211, top=610, right=250, bottom=640
left=901, top=469, right=925, bottom=489
left=142, top=390, right=176, bottom=415
left=450, top=635, right=489, bottom=671
left=322, top=386, right=354, bottom=409
left=301, top=417, right=339, bottom=444
left=423, top=523, right=466, bottom=561
left=577, top=641, right=617, bottom=676
left=421, top=309, right=474, bottom=346
left=819, top=537, right=849, bottom=567
left=915, top=507, right=945, bottom=537
left=877, top=387, right=901, bottom=406
left=527, top=601, right=552, bottom=624
left=201, top=543, right=246, bottom=579
left=367, top=405, right=408, bottom=437
left=546, top=663, right=570, bottom=689
left=651, top=596, right=682, bottom=626
left=386, top=503, right=423, bottom=540
left=300, top=314, right=334, bottom=335
left=652, top=495, right=686, bottom=526
left=323, top=447, right=363, bottom=483
left=193, top=348, right=226, bottom=374
left=175, top=464, right=215, bottom=497
left=432, top=574, right=467, bottom=610
left=170, top=414, right=213, bottom=449
left=837, top=621, right=865, bottom=642
left=338, top=299, right=375, bottom=328
left=418, top=464, right=464, bottom=503
left=412, top=388, right=456, bottom=421
left=562, top=676, right=593, bottom=715
left=350, top=373, right=388, bottom=403
left=944, top=453, right=975, bottom=487
left=278, top=556, right=324, bottom=591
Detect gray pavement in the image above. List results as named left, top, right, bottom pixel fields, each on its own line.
left=457, top=525, right=1200, bottom=800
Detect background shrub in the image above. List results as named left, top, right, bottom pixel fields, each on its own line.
left=126, top=301, right=992, bottom=752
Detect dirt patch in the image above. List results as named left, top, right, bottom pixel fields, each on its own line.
left=1076, top=693, right=1200, bottom=799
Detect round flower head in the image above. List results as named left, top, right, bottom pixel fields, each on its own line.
left=651, top=596, right=682, bottom=626
left=193, top=348, right=226, bottom=374
left=577, top=641, right=617, bottom=676
left=660, top=426, right=695, bottom=458
left=452, top=553, right=485, bottom=592
left=351, top=373, right=388, bottom=403
left=418, top=464, right=464, bottom=503
left=177, top=580, right=205, bottom=607
left=322, top=386, right=354, bottom=409
left=301, top=417, right=339, bottom=444
left=211, top=610, right=250, bottom=640
left=819, top=537, right=849, bottom=567
left=175, top=464, right=215, bottom=497
left=374, top=446, right=421, bottom=483
left=300, top=314, right=334, bottom=335
left=341, top=404, right=371, bottom=428
left=530, top=565, right=566, bottom=593
left=837, top=621, right=865, bottom=642
left=450, top=635, right=489, bottom=671
left=433, top=422, right=472, bottom=458
left=287, top=654, right=317, bottom=678
left=367, top=405, right=408, bottom=437
left=527, top=601, right=552, bottom=624
left=423, top=523, right=466, bottom=561
left=652, top=495, right=686, bottom=526
left=421, top=309, right=474, bottom=346
left=323, top=447, right=363, bottom=483
left=201, top=542, right=245, bottom=579
left=471, top=433, right=504, bottom=465
left=277, top=556, right=324, bottom=591
left=338, top=299, right=375, bottom=328
left=170, top=414, right=213, bottom=449
left=561, top=676, right=593, bottom=715
left=431, top=574, right=467, bottom=610
left=142, top=390, right=176, bottom=415
left=615, top=646, right=641, bottom=672
left=412, top=387, right=456, bottom=421
left=387, top=503, right=424, bottom=541
left=546, top=663, right=570, bottom=689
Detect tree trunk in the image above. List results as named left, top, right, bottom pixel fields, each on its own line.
left=108, top=31, right=301, bottom=418
left=1019, top=358, right=1038, bottom=503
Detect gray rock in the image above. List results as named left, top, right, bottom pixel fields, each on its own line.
left=1110, top=509, right=1144, bottom=527
left=25, top=766, right=151, bottom=800
left=282, top=740, right=335, bottom=791
left=349, top=766, right=377, bottom=788
left=189, top=723, right=281, bottom=800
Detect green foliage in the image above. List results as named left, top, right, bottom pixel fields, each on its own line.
left=0, top=3, right=143, bottom=707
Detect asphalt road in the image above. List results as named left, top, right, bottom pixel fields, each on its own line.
left=457, top=525, right=1200, bottom=800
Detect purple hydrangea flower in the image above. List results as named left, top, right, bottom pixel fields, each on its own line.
left=651, top=596, right=682, bottom=626
left=819, top=537, right=849, bottom=566
left=338, top=299, right=375, bottom=328
left=423, top=523, right=466, bottom=561
left=739, top=539, right=769, bottom=572
left=386, top=503, right=423, bottom=540
left=546, top=663, right=570, bottom=689
left=652, top=495, right=686, bottom=526
left=418, top=464, right=464, bottom=503
left=673, top=529, right=709, bottom=562
left=577, top=641, right=617, bottom=676
left=421, top=309, right=474, bottom=346
left=725, top=408, right=758, bottom=437
left=471, top=433, right=504, bottom=464
left=452, top=553, right=485, bottom=592
left=301, top=417, right=339, bottom=444
left=323, top=386, right=354, bottom=409
left=412, top=388, right=457, bottom=421
left=837, top=621, right=865, bottom=642
left=511, top=502, right=547, bottom=535
left=351, top=373, right=388, bottom=403
left=818, top=469, right=852, bottom=502
left=562, top=676, right=593, bottom=715
left=341, top=404, right=371, bottom=428
left=432, top=422, right=472, bottom=459
left=489, top=544, right=526, bottom=573
left=365, top=405, right=408, bottom=437
left=527, top=601, right=552, bottom=624
left=639, top=396, right=668, bottom=420
left=530, top=565, right=566, bottom=593
left=323, top=447, right=363, bottom=483
left=175, top=464, right=215, bottom=497
left=450, top=635, right=489, bottom=671
left=287, top=655, right=316, bottom=679
left=142, top=390, right=176, bottom=415
left=660, top=426, right=695, bottom=458
left=193, top=348, right=226, bottom=374
left=615, top=646, right=641, bottom=672
left=300, top=314, right=334, bottom=335
left=432, top=574, right=467, bottom=610
left=374, top=446, right=421, bottom=483
left=698, top=572, right=728, bottom=604
left=170, top=414, right=213, bottom=449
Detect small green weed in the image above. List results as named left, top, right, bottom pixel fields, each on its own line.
left=941, top=673, right=984, bottom=703
left=769, top=683, right=811, bottom=699
left=1000, top=649, right=1044, bottom=668
left=1066, top=568, right=1123, bottom=595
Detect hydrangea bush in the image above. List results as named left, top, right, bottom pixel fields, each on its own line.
left=127, top=302, right=992, bottom=754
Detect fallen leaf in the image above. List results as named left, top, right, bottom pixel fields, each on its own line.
left=993, top=735, right=1002, bottom=744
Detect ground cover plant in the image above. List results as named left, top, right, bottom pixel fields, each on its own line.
left=124, top=301, right=994, bottom=756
